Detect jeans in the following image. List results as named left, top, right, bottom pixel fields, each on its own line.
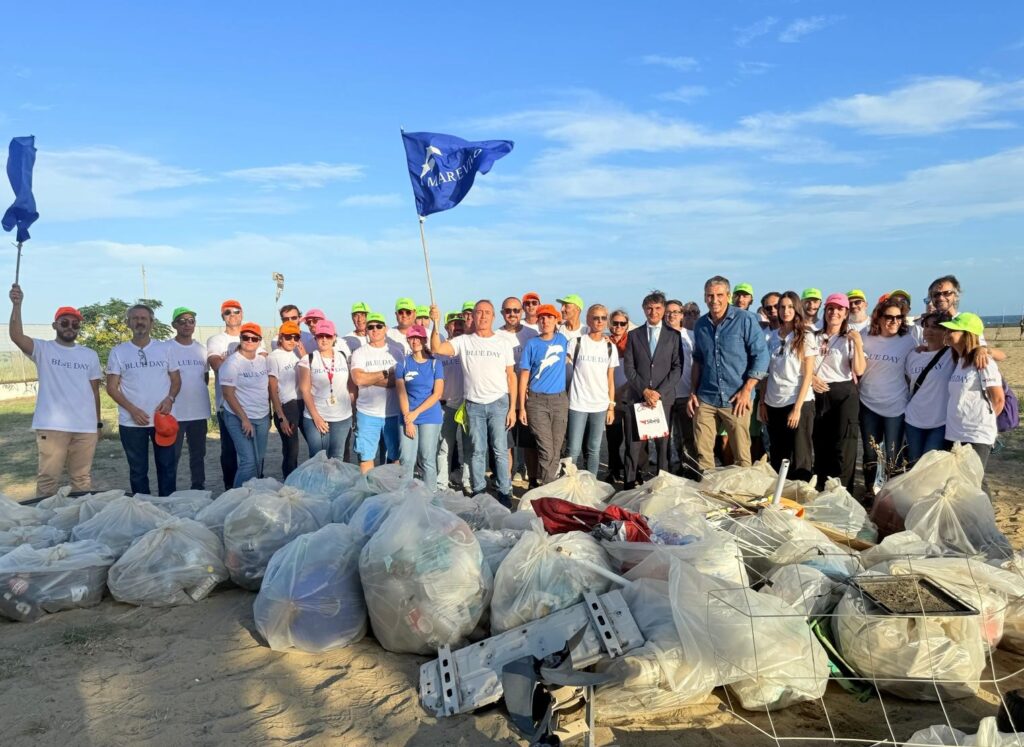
left=859, top=404, right=906, bottom=494
left=566, top=409, right=605, bottom=477
left=216, top=409, right=238, bottom=491
left=438, top=404, right=471, bottom=490
left=301, top=415, right=351, bottom=461
left=905, top=423, right=950, bottom=467
left=173, top=419, right=208, bottom=490
left=274, top=399, right=304, bottom=478
left=400, top=422, right=442, bottom=490
left=119, top=426, right=176, bottom=496
left=221, top=410, right=271, bottom=488
left=525, top=391, right=569, bottom=485
left=467, top=395, right=512, bottom=497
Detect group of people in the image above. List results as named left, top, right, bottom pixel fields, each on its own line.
left=8, top=272, right=1009, bottom=506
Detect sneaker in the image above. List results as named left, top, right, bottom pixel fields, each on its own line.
left=497, top=493, right=513, bottom=509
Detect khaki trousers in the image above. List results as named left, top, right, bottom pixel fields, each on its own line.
left=693, top=401, right=752, bottom=471
left=36, top=429, right=98, bottom=497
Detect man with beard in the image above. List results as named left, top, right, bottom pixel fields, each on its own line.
left=9, top=284, right=103, bottom=497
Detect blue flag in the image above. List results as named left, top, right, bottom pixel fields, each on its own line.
left=402, top=131, right=513, bottom=217
left=2, top=136, right=38, bottom=243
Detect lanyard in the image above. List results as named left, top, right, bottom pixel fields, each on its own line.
left=321, top=351, right=336, bottom=394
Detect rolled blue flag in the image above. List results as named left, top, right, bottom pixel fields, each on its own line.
left=402, top=131, right=513, bottom=217
left=2, top=136, right=38, bottom=243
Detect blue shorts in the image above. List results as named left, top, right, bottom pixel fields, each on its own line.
left=355, top=412, right=401, bottom=462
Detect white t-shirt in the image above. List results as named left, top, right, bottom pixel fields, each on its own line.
left=814, top=333, right=855, bottom=384
left=386, top=327, right=413, bottom=354
left=673, top=328, right=694, bottom=400
left=557, top=323, right=588, bottom=343
left=30, top=339, right=101, bottom=433
left=860, top=333, right=918, bottom=417
left=206, top=331, right=239, bottom=411
left=904, top=348, right=953, bottom=430
left=764, top=331, right=816, bottom=408
left=522, top=321, right=539, bottom=332
left=496, top=326, right=539, bottom=366
left=849, top=318, right=870, bottom=334
left=350, top=341, right=404, bottom=417
left=165, top=340, right=210, bottom=422
left=298, top=350, right=353, bottom=421
left=439, top=352, right=465, bottom=406
left=945, top=359, right=1001, bottom=446
left=569, top=335, right=619, bottom=413
left=267, top=348, right=300, bottom=405
left=341, top=332, right=367, bottom=354
left=106, top=340, right=179, bottom=427
left=219, top=353, right=270, bottom=419
left=449, top=333, right=515, bottom=405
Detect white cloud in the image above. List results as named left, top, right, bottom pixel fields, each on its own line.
left=339, top=193, right=404, bottom=208
left=19, top=102, right=52, bottom=112
left=656, top=85, right=709, bottom=103
left=223, top=162, right=364, bottom=189
left=70, top=240, right=188, bottom=264
left=641, top=55, right=699, bottom=72
left=737, top=61, right=775, bottom=76
left=735, top=17, right=778, bottom=46
left=778, top=16, right=842, bottom=43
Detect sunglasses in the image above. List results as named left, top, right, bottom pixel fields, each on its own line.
left=222, top=309, right=241, bottom=316
left=240, top=334, right=261, bottom=342
left=611, top=321, right=628, bottom=328
left=175, top=317, right=196, bottom=325
left=396, top=309, right=414, bottom=315
left=57, top=319, right=81, bottom=329
left=281, top=315, right=300, bottom=322
left=502, top=307, right=522, bottom=314
left=280, top=334, right=301, bottom=341
left=590, top=315, right=608, bottom=322
left=882, top=314, right=904, bottom=322
left=305, top=318, right=322, bottom=324
left=366, top=323, right=385, bottom=331
left=931, top=290, right=956, bottom=300
left=315, top=333, right=334, bottom=340
left=850, top=299, right=866, bottom=305
left=523, top=300, right=539, bottom=306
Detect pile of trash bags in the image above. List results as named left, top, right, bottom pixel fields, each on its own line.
left=71, top=496, right=175, bottom=556
left=906, top=717, right=1022, bottom=746
left=284, top=452, right=361, bottom=500
left=0, top=524, right=67, bottom=555
left=0, top=540, right=115, bottom=621
left=138, top=490, right=214, bottom=520
left=515, top=460, right=615, bottom=516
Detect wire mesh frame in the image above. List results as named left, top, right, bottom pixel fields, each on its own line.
left=701, top=552, right=1024, bottom=746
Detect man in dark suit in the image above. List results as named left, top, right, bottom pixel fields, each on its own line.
left=621, top=290, right=682, bottom=489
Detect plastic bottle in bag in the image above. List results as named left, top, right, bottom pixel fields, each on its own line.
left=0, top=540, right=115, bottom=621
left=0, top=525, right=68, bottom=556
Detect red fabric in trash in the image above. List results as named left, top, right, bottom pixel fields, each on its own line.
left=530, top=497, right=652, bottom=542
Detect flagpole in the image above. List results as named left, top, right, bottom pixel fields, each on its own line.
left=13, top=241, right=22, bottom=284
left=418, top=215, right=436, bottom=307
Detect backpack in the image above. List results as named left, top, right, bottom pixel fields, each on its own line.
left=572, top=337, right=614, bottom=366
left=980, top=375, right=1019, bottom=433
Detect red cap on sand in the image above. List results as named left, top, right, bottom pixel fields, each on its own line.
left=53, top=306, right=83, bottom=322
left=154, top=412, right=179, bottom=447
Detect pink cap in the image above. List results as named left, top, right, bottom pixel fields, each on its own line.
left=405, top=324, right=428, bottom=339
left=303, top=308, right=326, bottom=322
left=313, top=319, right=336, bottom=336
left=824, top=293, right=850, bottom=309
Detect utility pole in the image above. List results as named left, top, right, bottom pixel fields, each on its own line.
left=141, top=264, right=148, bottom=299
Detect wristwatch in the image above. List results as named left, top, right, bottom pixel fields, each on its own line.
left=97, top=421, right=104, bottom=429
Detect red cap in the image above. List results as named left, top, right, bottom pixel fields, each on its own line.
left=154, top=412, right=179, bottom=447
left=53, top=306, right=83, bottom=322
left=535, top=304, right=560, bottom=319
left=279, top=321, right=301, bottom=336
left=240, top=322, right=263, bottom=338
left=877, top=294, right=889, bottom=305
left=522, top=292, right=540, bottom=304
left=220, top=299, right=242, bottom=313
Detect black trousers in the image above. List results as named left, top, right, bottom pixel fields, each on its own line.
left=216, top=409, right=237, bottom=491
left=812, top=380, right=859, bottom=491
left=606, top=406, right=626, bottom=477
left=766, top=401, right=815, bottom=482
left=622, top=403, right=669, bottom=485
left=173, top=418, right=208, bottom=490
left=273, top=399, right=304, bottom=479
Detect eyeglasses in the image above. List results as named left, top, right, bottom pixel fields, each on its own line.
left=523, top=300, right=539, bottom=306
left=314, top=333, right=334, bottom=340
left=240, top=334, right=261, bottom=342
left=590, top=315, right=608, bottom=322
left=396, top=309, right=414, bottom=315
left=501, top=307, right=522, bottom=314
left=57, top=319, right=81, bottom=329
left=666, top=310, right=683, bottom=316
left=611, top=321, right=628, bottom=328
left=174, top=317, right=196, bottom=325
left=882, top=314, right=904, bottom=322
left=281, top=315, right=299, bottom=322
left=366, top=323, right=385, bottom=331
left=931, top=290, right=956, bottom=300
left=222, top=309, right=241, bottom=316
left=280, top=334, right=301, bottom=341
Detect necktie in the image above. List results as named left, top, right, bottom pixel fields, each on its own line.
left=648, top=325, right=657, bottom=356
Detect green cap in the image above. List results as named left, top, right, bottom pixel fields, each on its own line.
left=889, top=289, right=912, bottom=304
left=172, top=306, right=196, bottom=321
left=366, top=312, right=387, bottom=324
left=940, top=312, right=984, bottom=336
left=846, top=289, right=866, bottom=301
left=395, top=297, right=416, bottom=312
left=445, top=311, right=463, bottom=323
left=462, top=300, right=476, bottom=312
left=733, top=283, right=754, bottom=296
left=801, top=287, right=823, bottom=301
left=415, top=305, right=430, bottom=318
left=556, top=293, right=584, bottom=310
left=351, top=301, right=370, bottom=314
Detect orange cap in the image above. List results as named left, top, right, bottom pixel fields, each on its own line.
left=279, top=321, right=301, bottom=336
left=522, top=292, right=540, bottom=304
left=220, top=299, right=242, bottom=312
left=240, top=322, right=263, bottom=338
left=535, top=303, right=560, bottom=319
left=154, top=412, right=179, bottom=447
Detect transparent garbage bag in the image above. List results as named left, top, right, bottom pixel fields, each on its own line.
left=611, top=472, right=722, bottom=516
left=698, top=458, right=778, bottom=498
left=0, top=524, right=68, bottom=556
left=45, top=490, right=125, bottom=532
left=107, top=518, right=226, bottom=606
left=833, top=573, right=986, bottom=700
left=365, top=463, right=413, bottom=494
left=434, top=491, right=511, bottom=530
left=348, top=483, right=433, bottom=546
left=138, top=490, right=214, bottom=520
left=0, top=540, right=115, bottom=621
left=70, top=496, right=175, bottom=557
left=998, top=552, right=1024, bottom=655
left=243, top=476, right=283, bottom=492
left=872, top=443, right=985, bottom=538
left=253, top=523, right=367, bottom=653
left=359, top=497, right=491, bottom=654
left=330, top=475, right=376, bottom=524
left=490, top=522, right=612, bottom=633
left=595, top=576, right=716, bottom=716
left=904, top=717, right=1023, bottom=746
left=516, top=460, right=615, bottom=514
left=763, top=564, right=840, bottom=618
left=36, top=486, right=78, bottom=510
left=474, top=528, right=522, bottom=576
left=284, top=452, right=360, bottom=500
left=802, top=477, right=877, bottom=541
left=904, top=478, right=1011, bottom=561
left=222, top=487, right=331, bottom=590
left=195, top=487, right=258, bottom=541
left=76, top=490, right=129, bottom=524
left=860, top=530, right=941, bottom=570
left=0, top=494, right=54, bottom=530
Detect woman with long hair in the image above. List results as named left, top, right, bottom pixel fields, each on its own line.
left=219, top=323, right=271, bottom=487
left=396, top=324, right=445, bottom=489
left=903, top=311, right=954, bottom=466
left=811, top=293, right=866, bottom=490
left=942, top=312, right=1005, bottom=473
left=858, top=296, right=917, bottom=496
left=605, top=309, right=630, bottom=483
left=297, top=320, right=355, bottom=459
left=758, top=291, right=816, bottom=482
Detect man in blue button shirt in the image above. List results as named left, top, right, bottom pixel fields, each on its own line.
left=687, top=276, right=770, bottom=472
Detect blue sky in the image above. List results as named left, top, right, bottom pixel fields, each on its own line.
left=3, top=2, right=1024, bottom=326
